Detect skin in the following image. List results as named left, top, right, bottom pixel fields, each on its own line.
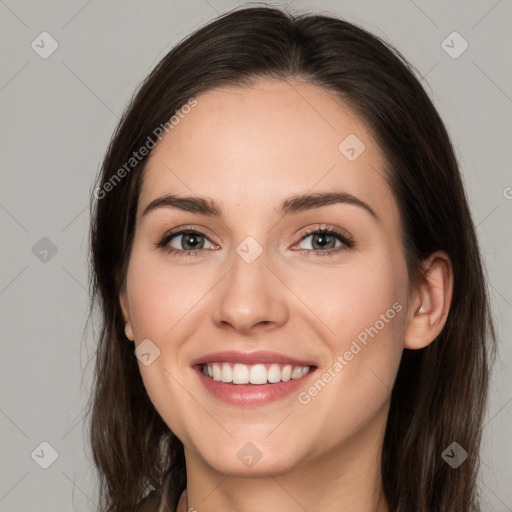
left=119, top=79, right=453, bottom=512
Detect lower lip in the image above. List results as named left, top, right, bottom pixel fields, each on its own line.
left=194, top=366, right=317, bottom=407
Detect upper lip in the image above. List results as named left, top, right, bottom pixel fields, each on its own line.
left=190, top=350, right=316, bottom=367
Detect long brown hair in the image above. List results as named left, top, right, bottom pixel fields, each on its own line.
left=85, top=5, right=497, bottom=511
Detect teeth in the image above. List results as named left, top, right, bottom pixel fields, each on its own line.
left=267, top=363, right=281, bottom=383
left=212, top=364, right=222, bottom=381
left=233, top=363, right=249, bottom=384
left=281, top=365, right=292, bottom=382
left=221, top=363, right=233, bottom=382
left=202, top=362, right=311, bottom=384
left=291, top=366, right=303, bottom=379
left=249, top=364, right=267, bottom=385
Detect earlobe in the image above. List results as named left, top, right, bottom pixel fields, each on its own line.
left=404, top=251, right=454, bottom=350
left=119, top=289, right=135, bottom=342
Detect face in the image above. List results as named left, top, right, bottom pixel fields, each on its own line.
left=120, top=79, right=412, bottom=477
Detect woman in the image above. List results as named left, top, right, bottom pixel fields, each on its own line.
left=86, top=6, right=496, bottom=512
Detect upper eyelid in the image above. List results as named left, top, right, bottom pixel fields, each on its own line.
left=293, top=227, right=353, bottom=249
left=163, top=226, right=218, bottom=243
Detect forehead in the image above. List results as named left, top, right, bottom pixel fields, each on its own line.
left=138, top=79, right=396, bottom=224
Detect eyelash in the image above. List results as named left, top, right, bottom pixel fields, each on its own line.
left=156, top=225, right=355, bottom=258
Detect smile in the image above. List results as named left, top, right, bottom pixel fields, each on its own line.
left=201, top=362, right=312, bottom=384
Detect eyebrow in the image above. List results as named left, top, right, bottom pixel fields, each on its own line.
left=141, top=191, right=378, bottom=221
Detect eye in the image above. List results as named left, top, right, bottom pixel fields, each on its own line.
left=157, top=227, right=218, bottom=257
left=292, top=226, right=354, bottom=256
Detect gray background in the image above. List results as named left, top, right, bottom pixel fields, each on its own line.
left=1, top=0, right=511, bottom=510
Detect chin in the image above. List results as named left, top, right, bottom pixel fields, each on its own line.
left=201, top=448, right=303, bottom=477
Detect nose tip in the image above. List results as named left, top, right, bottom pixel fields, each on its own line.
left=212, top=245, right=289, bottom=335
left=219, top=316, right=277, bottom=336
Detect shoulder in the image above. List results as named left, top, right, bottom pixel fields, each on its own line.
left=134, top=489, right=161, bottom=512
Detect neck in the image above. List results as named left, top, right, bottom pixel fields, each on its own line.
left=180, top=405, right=390, bottom=512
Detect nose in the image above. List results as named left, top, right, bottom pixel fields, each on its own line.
left=212, top=244, right=289, bottom=336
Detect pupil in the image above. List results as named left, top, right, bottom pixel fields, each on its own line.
left=314, top=233, right=333, bottom=250
left=184, top=233, right=202, bottom=250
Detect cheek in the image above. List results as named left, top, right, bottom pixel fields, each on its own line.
left=291, top=250, right=407, bottom=397
left=126, top=252, right=197, bottom=436
left=125, top=248, right=209, bottom=341
left=288, top=266, right=406, bottom=446
left=294, top=255, right=405, bottom=343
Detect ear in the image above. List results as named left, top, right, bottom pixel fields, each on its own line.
left=119, top=287, right=135, bottom=342
left=404, top=251, right=454, bottom=350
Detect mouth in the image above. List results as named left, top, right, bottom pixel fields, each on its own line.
left=190, top=350, right=318, bottom=406
left=198, top=362, right=313, bottom=384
